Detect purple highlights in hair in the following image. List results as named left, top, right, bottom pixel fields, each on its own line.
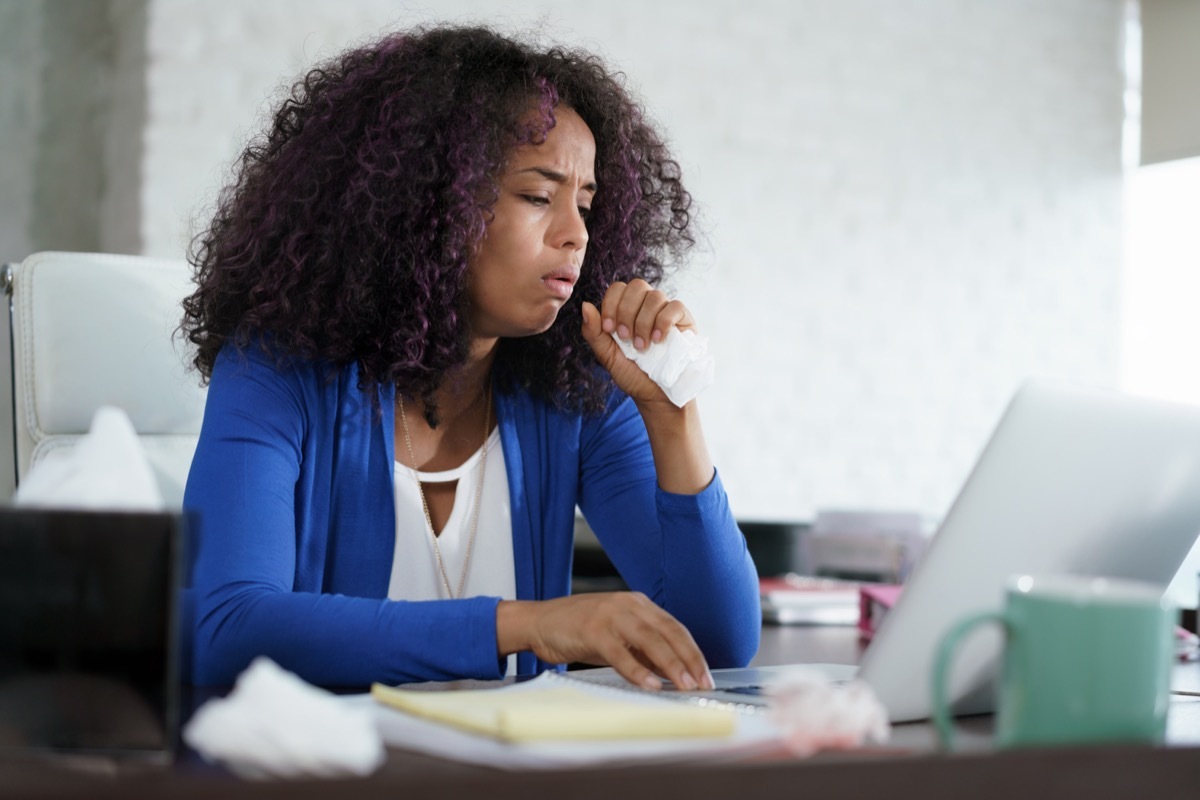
left=181, top=25, right=693, bottom=420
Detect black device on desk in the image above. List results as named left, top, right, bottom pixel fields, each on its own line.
left=0, top=508, right=186, bottom=762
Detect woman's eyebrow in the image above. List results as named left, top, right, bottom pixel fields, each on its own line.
left=515, top=166, right=597, bottom=193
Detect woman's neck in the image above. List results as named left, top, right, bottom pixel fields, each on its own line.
left=423, top=336, right=497, bottom=428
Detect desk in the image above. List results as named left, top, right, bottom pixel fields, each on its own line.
left=749, top=622, right=1200, bottom=753
left=2, top=625, right=1199, bottom=798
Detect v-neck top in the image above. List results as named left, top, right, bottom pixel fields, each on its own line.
left=184, top=341, right=761, bottom=687
left=389, top=427, right=516, bottom=674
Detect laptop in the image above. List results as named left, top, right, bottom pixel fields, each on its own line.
left=0, top=508, right=186, bottom=760
left=593, top=380, right=1200, bottom=722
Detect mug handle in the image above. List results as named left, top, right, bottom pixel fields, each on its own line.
left=931, top=611, right=1007, bottom=750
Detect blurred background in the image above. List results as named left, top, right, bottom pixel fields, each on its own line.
left=1, top=0, right=1197, bottom=599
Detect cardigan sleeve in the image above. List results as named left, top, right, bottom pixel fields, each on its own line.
left=575, top=394, right=761, bottom=668
left=185, top=345, right=504, bottom=687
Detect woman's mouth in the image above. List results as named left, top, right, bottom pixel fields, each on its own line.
left=542, top=268, right=579, bottom=301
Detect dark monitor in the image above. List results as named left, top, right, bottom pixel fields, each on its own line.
left=0, top=509, right=185, bottom=761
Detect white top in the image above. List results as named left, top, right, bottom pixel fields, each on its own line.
left=389, top=427, right=516, bottom=676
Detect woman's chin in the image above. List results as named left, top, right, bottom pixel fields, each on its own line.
left=517, top=308, right=565, bottom=337
left=475, top=304, right=565, bottom=340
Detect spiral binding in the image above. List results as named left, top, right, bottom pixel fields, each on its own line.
left=548, top=671, right=766, bottom=716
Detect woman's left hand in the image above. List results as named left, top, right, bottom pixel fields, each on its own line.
left=580, top=279, right=695, bottom=406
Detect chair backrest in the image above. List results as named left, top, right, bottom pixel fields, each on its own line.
left=0, top=251, right=207, bottom=507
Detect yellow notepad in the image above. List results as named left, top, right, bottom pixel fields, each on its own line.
left=370, top=673, right=737, bottom=743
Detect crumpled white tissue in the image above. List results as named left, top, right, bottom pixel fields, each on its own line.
left=183, top=657, right=386, bottom=780
left=612, top=327, right=714, bottom=407
left=767, top=668, right=890, bottom=757
left=14, top=406, right=163, bottom=510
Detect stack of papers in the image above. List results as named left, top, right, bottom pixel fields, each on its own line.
left=760, top=575, right=864, bottom=625
left=805, top=510, right=932, bottom=584
left=360, top=673, right=785, bottom=769
left=371, top=676, right=735, bottom=742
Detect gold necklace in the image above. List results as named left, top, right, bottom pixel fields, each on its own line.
left=397, top=389, right=491, bottom=599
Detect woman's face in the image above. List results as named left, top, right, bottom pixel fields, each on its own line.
left=466, top=106, right=596, bottom=342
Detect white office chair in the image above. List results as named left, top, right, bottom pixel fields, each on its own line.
left=0, top=251, right=207, bottom=507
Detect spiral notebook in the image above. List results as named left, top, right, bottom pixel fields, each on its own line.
left=363, top=672, right=785, bottom=768
left=371, top=672, right=738, bottom=742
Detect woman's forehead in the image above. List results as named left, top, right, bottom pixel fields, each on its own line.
left=506, top=107, right=596, bottom=180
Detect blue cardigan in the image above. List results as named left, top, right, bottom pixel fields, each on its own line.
left=184, top=344, right=760, bottom=686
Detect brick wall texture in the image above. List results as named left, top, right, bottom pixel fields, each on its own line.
left=132, top=0, right=1125, bottom=521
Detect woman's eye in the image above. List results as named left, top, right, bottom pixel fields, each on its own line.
left=521, top=195, right=549, bottom=206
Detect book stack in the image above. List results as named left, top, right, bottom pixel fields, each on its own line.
left=805, top=510, right=932, bottom=584
left=759, top=574, right=864, bottom=626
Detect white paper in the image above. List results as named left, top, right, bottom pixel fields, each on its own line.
left=612, top=327, right=714, bottom=407
left=360, top=673, right=782, bottom=770
left=183, top=658, right=385, bottom=780
left=14, top=406, right=164, bottom=510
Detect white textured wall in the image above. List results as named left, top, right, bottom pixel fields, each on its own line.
left=0, top=0, right=43, bottom=263
left=100, top=0, right=148, bottom=254
left=0, top=0, right=146, bottom=260
left=141, top=0, right=1126, bottom=522
left=33, top=0, right=115, bottom=253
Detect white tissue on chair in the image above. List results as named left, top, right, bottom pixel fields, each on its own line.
left=611, top=327, right=714, bottom=407
left=183, top=657, right=386, bottom=780
left=767, top=668, right=891, bottom=757
left=14, top=406, right=164, bottom=510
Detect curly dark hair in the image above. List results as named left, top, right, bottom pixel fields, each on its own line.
left=181, top=24, right=694, bottom=423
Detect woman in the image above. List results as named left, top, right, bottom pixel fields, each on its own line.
left=182, top=25, right=760, bottom=689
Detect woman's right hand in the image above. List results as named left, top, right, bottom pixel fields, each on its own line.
left=496, top=593, right=714, bottom=691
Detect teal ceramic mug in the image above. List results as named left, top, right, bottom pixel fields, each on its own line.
left=932, top=574, right=1174, bottom=750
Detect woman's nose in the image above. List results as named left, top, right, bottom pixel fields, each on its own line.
left=549, top=204, right=589, bottom=251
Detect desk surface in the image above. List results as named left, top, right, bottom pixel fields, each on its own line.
left=3, top=624, right=1200, bottom=797
left=751, top=622, right=1200, bottom=752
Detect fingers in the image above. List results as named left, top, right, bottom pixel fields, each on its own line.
left=581, top=299, right=659, bottom=402
left=598, top=280, right=695, bottom=352
left=583, top=283, right=701, bottom=404
left=602, top=640, right=665, bottom=691
left=610, top=598, right=712, bottom=692
left=579, top=301, right=605, bottom=348
left=615, top=282, right=663, bottom=351
left=579, top=301, right=621, bottom=367
left=522, top=593, right=713, bottom=692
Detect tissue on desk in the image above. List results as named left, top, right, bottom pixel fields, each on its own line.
left=767, top=668, right=890, bottom=757
left=14, top=406, right=163, bottom=510
left=611, top=327, right=714, bottom=407
left=183, top=657, right=385, bottom=780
